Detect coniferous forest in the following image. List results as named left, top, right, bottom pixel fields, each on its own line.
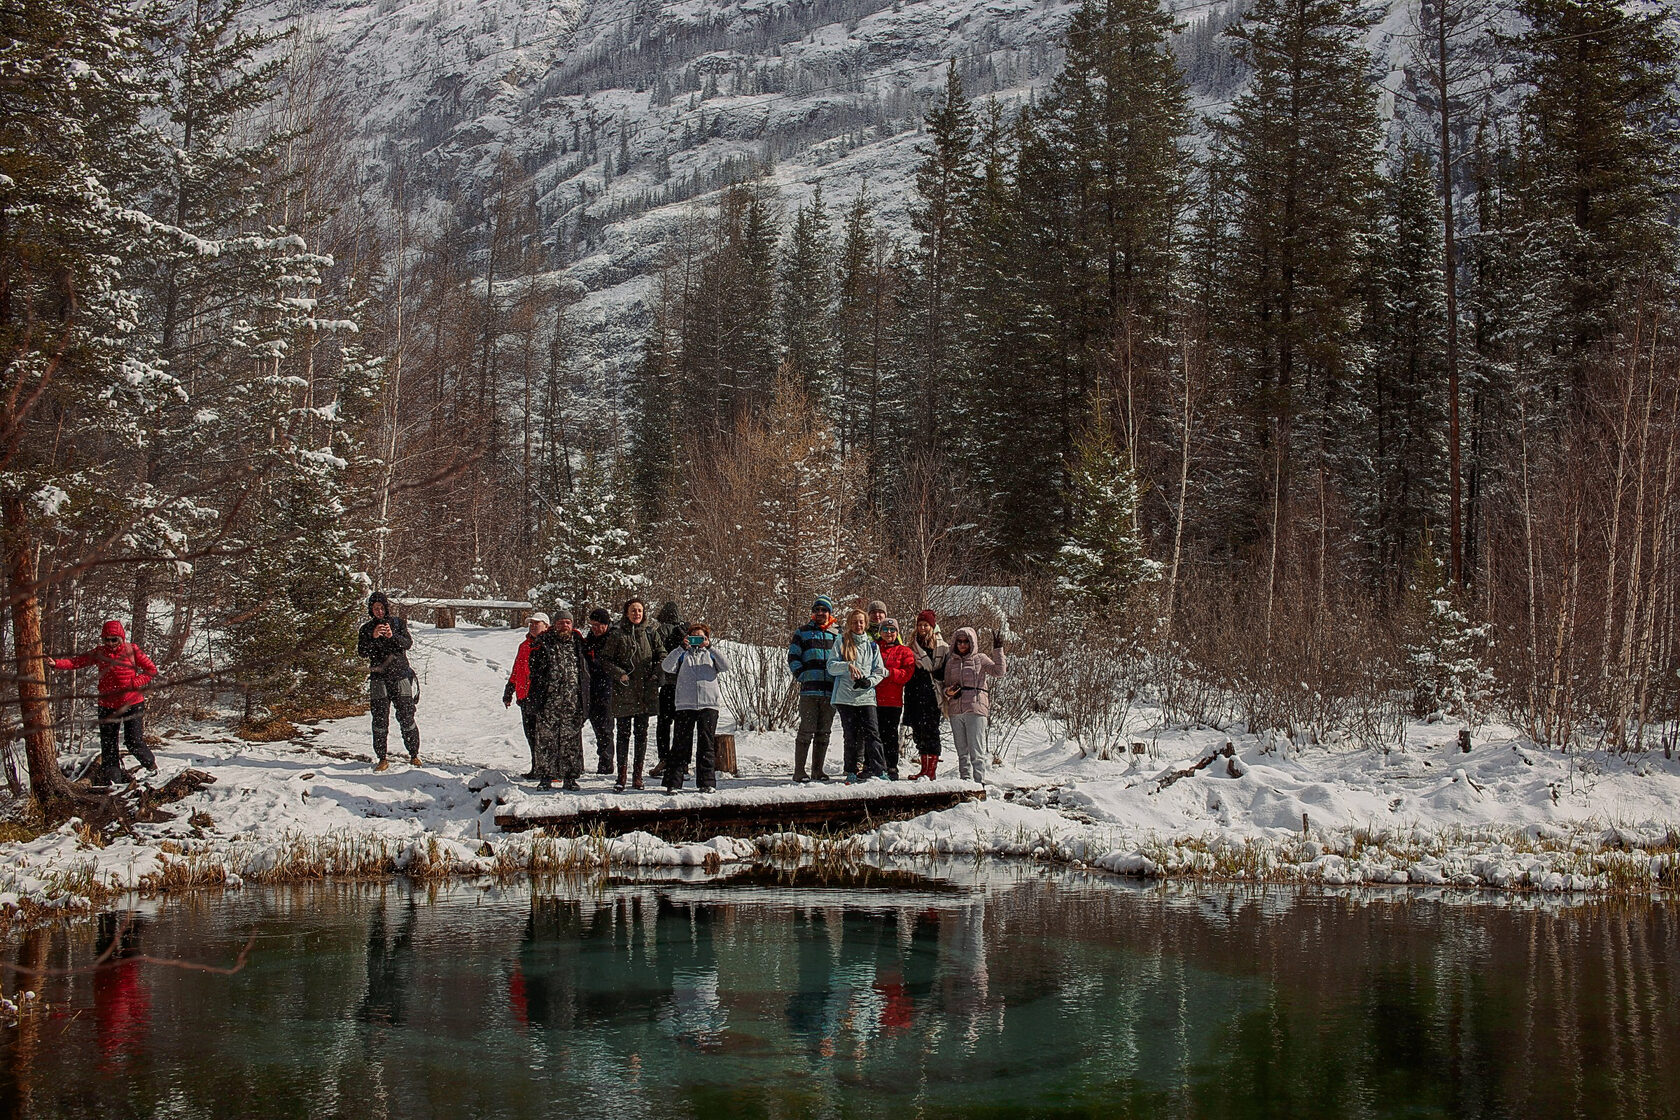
left=3, top=0, right=1679, bottom=810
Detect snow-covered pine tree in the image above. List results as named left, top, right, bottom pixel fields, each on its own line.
left=1514, top=0, right=1678, bottom=369
left=1403, top=538, right=1490, bottom=723
left=1359, top=143, right=1448, bottom=585
left=778, top=186, right=835, bottom=407
left=125, top=0, right=292, bottom=648
left=906, top=64, right=977, bottom=462
left=531, top=451, right=644, bottom=615
left=0, top=0, right=175, bottom=813
left=1216, top=0, right=1379, bottom=563
left=832, top=187, right=881, bottom=471
left=217, top=227, right=367, bottom=718
left=1053, top=404, right=1158, bottom=614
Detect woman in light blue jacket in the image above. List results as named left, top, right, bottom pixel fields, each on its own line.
left=827, top=608, right=889, bottom=782
left=659, top=623, right=731, bottom=793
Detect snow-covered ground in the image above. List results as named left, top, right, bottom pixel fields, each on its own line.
left=3, top=625, right=1678, bottom=923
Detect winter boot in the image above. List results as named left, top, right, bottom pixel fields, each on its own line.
left=632, top=768, right=645, bottom=791
left=925, top=757, right=939, bottom=780
left=373, top=759, right=390, bottom=773
left=562, top=778, right=580, bottom=792
left=614, top=767, right=627, bottom=793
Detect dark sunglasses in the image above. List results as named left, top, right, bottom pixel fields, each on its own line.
left=102, top=636, right=122, bottom=644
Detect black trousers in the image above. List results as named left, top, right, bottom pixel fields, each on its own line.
left=519, top=700, right=539, bottom=762
left=910, top=718, right=942, bottom=758
left=615, top=714, right=649, bottom=776
left=838, top=705, right=886, bottom=779
left=589, top=703, right=614, bottom=771
left=668, top=708, right=719, bottom=790
left=656, top=682, right=677, bottom=762
left=372, top=694, right=419, bottom=760
left=98, top=704, right=155, bottom=776
left=877, top=705, right=903, bottom=777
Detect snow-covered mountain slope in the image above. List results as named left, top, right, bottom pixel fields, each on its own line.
left=265, top=0, right=1242, bottom=376
left=261, top=0, right=1670, bottom=384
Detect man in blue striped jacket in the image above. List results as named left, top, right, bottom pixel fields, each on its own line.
left=787, top=596, right=841, bottom=781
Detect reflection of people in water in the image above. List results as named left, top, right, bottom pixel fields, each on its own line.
left=515, top=894, right=720, bottom=1031
left=873, top=912, right=913, bottom=1037
left=785, top=908, right=837, bottom=1058
left=94, top=912, right=151, bottom=1071
left=939, top=900, right=990, bottom=1051
left=359, top=893, right=418, bottom=1027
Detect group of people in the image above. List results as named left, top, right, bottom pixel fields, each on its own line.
left=787, top=597, right=1006, bottom=785
left=44, top=589, right=1008, bottom=796
left=495, top=593, right=1007, bottom=795
left=501, top=598, right=729, bottom=793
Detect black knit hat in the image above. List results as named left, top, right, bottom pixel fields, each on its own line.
left=589, top=607, right=611, bottom=625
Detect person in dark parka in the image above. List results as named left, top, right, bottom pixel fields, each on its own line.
left=583, top=607, right=616, bottom=774
left=598, top=598, right=661, bottom=791
left=357, top=591, right=420, bottom=770
left=652, top=599, right=687, bottom=774
left=527, top=610, right=592, bottom=790
left=905, top=610, right=949, bottom=779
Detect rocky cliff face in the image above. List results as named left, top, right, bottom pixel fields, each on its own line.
left=256, top=0, right=1578, bottom=380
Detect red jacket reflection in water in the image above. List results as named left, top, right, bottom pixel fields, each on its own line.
left=94, top=959, right=150, bottom=1069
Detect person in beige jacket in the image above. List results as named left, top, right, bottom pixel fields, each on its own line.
left=941, top=626, right=1006, bottom=782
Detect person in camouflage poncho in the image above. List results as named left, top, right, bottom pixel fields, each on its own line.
left=527, top=610, right=593, bottom=790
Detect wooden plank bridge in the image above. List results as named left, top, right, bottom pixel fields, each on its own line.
left=493, top=778, right=986, bottom=842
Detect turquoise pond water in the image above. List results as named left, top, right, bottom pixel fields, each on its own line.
left=2, top=863, right=1676, bottom=1119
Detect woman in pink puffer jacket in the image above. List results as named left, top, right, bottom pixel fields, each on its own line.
left=941, top=627, right=1005, bottom=782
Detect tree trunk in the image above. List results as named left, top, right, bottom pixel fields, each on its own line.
left=4, top=495, right=78, bottom=816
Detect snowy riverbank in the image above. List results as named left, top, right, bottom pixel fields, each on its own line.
left=3, top=624, right=1678, bottom=923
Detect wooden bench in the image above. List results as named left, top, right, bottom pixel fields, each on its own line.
left=391, top=597, right=534, bottom=628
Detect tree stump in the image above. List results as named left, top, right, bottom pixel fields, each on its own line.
left=715, top=733, right=737, bottom=776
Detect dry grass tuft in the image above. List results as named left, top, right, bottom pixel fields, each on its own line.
left=236, top=716, right=300, bottom=742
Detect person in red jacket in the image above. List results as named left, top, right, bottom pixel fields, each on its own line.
left=503, top=612, right=551, bottom=779
left=50, top=619, right=158, bottom=785
left=875, top=618, right=916, bottom=780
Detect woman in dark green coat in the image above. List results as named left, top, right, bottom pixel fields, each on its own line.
left=598, top=598, right=660, bottom=790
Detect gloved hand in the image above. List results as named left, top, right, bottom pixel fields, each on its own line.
left=852, top=676, right=869, bottom=689
left=992, top=631, right=1005, bottom=649
left=503, top=682, right=516, bottom=707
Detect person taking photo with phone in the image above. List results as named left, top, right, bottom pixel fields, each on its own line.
left=358, top=591, right=420, bottom=771
left=659, top=623, right=730, bottom=793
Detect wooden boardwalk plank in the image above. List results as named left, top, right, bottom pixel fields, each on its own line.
left=494, top=779, right=985, bottom=841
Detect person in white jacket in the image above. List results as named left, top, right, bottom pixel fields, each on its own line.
left=827, top=608, right=889, bottom=782
left=659, top=623, right=731, bottom=793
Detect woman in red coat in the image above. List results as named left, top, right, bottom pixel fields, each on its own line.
left=50, top=619, right=158, bottom=784
left=875, top=619, right=917, bottom=780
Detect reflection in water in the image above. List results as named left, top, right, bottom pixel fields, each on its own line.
left=93, top=912, right=151, bottom=1071
left=1, top=872, right=1677, bottom=1119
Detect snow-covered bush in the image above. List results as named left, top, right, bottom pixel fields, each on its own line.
left=1404, top=545, right=1491, bottom=725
